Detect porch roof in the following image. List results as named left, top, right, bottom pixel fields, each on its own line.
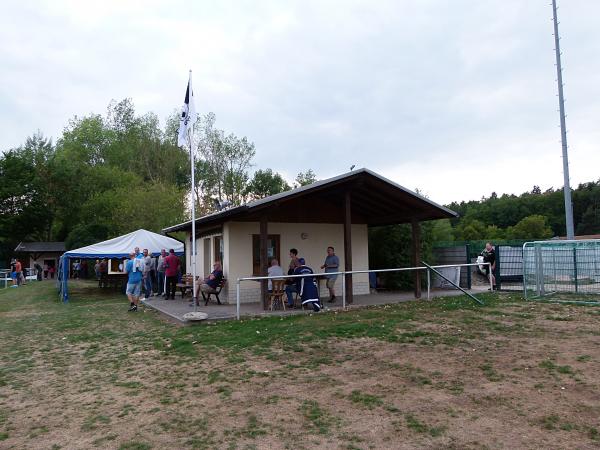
left=163, top=168, right=457, bottom=233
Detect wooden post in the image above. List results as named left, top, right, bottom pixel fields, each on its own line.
left=344, top=191, right=353, bottom=304
left=260, top=216, right=268, bottom=309
left=412, top=219, right=421, bottom=298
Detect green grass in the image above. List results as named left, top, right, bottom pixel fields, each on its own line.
left=2, top=280, right=599, bottom=448
left=300, top=400, right=336, bottom=435
left=118, top=442, right=152, bottom=450
left=405, top=414, right=445, bottom=437
left=348, top=390, right=384, bottom=409
left=479, top=363, right=503, bottom=382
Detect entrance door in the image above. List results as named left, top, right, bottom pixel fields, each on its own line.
left=203, top=238, right=211, bottom=277
left=252, top=235, right=280, bottom=276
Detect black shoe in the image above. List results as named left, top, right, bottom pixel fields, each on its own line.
left=128, top=305, right=138, bottom=312
left=327, top=297, right=336, bottom=303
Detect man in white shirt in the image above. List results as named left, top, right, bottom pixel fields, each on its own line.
left=142, top=248, right=155, bottom=298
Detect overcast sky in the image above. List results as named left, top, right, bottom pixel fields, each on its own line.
left=1, top=0, right=598, bottom=204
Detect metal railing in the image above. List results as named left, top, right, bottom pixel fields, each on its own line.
left=1, top=269, right=12, bottom=289
left=235, top=262, right=492, bottom=320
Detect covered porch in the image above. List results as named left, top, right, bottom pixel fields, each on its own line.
left=142, top=285, right=487, bottom=323
left=164, top=168, right=458, bottom=309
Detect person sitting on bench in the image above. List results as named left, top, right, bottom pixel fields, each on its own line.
left=196, top=262, right=223, bottom=299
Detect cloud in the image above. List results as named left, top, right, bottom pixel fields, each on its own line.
left=1, top=0, right=598, bottom=205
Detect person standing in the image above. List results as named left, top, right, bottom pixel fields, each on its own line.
left=320, top=246, right=340, bottom=303
left=10, top=261, right=18, bottom=287
left=98, top=259, right=108, bottom=288
left=34, top=263, right=43, bottom=281
left=125, top=251, right=143, bottom=312
left=43, top=263, right=49, bottom=279
left=142, top=248, right=155, bottom=298
left=285, top=248, right=301, bottom=308
left=156, top=249, right=167, bottom=297
left=164, top=249, right=180, bottom=300
left=15, top=259, right=24, bottom=286
left=482, top=242, right=496, bottom=289
left=94, top=260, right=100, bottom=280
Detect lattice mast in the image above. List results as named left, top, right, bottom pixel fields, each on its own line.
left=552, top=0, right=575, bottom=239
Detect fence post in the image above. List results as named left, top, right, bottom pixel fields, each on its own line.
left=427, top=268, right=431, bottom=300
left=573, top=246, right=578, bottom=293
left=465, top=244, right=472, bottom=289
left=236, top=280, right=240, bottom=320
left=495, top=246, right=501, bottom=291
left=342, top=271, right=346, bottom=310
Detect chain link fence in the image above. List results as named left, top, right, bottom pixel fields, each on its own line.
left=524, top=240, right=600, bottom=302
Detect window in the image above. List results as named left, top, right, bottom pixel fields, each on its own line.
left=214, top=236, right=224, bottom=265
left=252, top=234, right=280, bottom=276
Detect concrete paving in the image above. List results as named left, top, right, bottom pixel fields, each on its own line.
left=142, top=286, right=490, bottom=324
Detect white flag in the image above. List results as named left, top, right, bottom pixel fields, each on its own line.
left=177, top=71, right=198, bottom=147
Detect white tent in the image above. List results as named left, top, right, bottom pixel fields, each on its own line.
left=58, top=229, right=184, bottom=302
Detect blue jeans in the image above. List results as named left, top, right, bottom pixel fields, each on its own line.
left=157, top=271, right=165, bottom=295
left=285, top=284, right=297, bottom=306
left=144, top=271, right=154, bottom=296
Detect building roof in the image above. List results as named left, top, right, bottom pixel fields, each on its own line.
left=164, top=168, right=457, bottom=233
left=14, top=242, right=66, bottom=253
left=63, top=229, right=183, bottom=258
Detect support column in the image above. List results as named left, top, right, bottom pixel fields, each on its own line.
left=260, top=216, right=268, bottom=309
left=412, top=219, right=421, bottom=298
left=344, top=191, right=353, bottom=304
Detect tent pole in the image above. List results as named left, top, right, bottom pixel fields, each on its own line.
left=188, top=128, right=198, bottom=312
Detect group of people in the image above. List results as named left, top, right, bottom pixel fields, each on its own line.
left=124, top=248, right=181, bottom=312
left=6, top=259, right=57, bottom=286
left=7, top=259, right=25, bottom=287
left=267, top=246, right=340, bottom=312
left=70, top=260, right=89, bottom=279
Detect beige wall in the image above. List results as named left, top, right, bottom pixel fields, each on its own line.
left=195, top=221, right=370, bottom=303
left=27, top=253, right=62, bottom=270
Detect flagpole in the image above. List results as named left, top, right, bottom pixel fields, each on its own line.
left=189, top=125, right=197, bottom=311
left=187, top=71, right=198, bottom=312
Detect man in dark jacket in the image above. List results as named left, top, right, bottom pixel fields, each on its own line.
left=294, top=258, right=321, bottom=312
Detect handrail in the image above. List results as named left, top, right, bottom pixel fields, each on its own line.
left=235, top=262, right=492, bottom=320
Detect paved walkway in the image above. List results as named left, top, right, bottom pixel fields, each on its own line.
left=142, top=286, right=489, bottom=324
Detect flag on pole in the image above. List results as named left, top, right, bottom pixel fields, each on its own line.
left=177, top=71, right=198, bottom=147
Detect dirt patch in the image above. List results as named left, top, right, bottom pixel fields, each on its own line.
left=2, top=287, right=600, bottom=449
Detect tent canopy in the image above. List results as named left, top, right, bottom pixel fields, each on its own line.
left=59, top=229, right=183, bottom=302
left=64, top=229, right=184, bottom=259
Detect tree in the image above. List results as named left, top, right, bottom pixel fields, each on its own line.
left=79, top=182, right=186, bottom=237
left=295, top=169, right=317, bottom=187
left=194, top=113, right=256, bottom=207
left=576, top=204, right=600, bottom=235
left=0, top=140, right=55, bottom=265
left=506, top=215, right=553, bottom=240
left=65, top=223, right=110, bottom=250
left=245, top=169, right=291, bottom=199
left=430, top=219, right=454, bottom=243
left=454, top=219, right=487, bottom=241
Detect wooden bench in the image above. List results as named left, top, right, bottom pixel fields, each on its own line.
left=201, top=278, right=226, bottom=305
left=176, top=274, right=194, bottom=298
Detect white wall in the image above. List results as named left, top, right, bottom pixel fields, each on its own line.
left=224, top=221, right=370, bottom=303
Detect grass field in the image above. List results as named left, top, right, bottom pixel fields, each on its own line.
left=1, top=281, right=600, bottom=449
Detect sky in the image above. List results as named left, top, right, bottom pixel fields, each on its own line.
left=1, top=0, right=599, bottom=205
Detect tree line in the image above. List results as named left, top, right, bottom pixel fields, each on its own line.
left=0, top=99, right=315, bottom=265
left=436, top=183, right=600, bottom=242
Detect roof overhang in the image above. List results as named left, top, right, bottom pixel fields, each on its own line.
left=163, top=168, right=457, bottom=233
